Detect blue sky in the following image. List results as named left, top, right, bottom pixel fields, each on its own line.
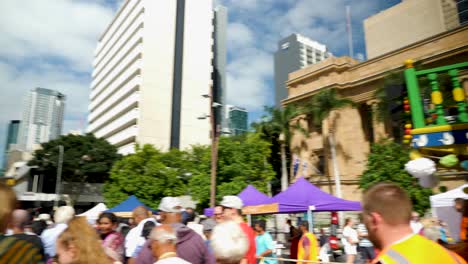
left=0, top=0, right=400, bottom=166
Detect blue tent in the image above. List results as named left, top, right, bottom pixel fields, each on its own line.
left=106, top=195, right=153, bottom=217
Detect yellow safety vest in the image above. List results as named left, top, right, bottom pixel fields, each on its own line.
left=297, top=232, right=319, bottom=264
left=372, top=234, right=466, bottom=264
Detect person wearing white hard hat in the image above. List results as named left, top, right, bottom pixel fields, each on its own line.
left=135, top=197, right=215, bottom=264
left=220, top=195, right=256, bottom=264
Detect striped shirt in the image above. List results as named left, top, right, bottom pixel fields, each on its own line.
left=357, top=224, right=373, bottom=247
left=0, top=235, right=44, bottom=264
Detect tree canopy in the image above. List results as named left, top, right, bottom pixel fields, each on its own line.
left=253, top=105, right=304, bottom=143
left=302, top=88, right=355, bottom=129
left=103, top=133, right=276, bottom=209
left=28, top=133, right=120, bottom=183
left=358, top=140, right=433, bottom=214
left=103, top=145, right=187, bottom=208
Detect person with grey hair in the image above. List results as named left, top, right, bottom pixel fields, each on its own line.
left=150, top=224, right=190, bottom=264
left=135, top=197, right=214, bottom=264
left=220, top=195, right=256, bottom=264
left=41, top=205, right=75, bottom=259
left=9, top=209, right=45, bottom=260
left=211, top=221, right=249, bottom=264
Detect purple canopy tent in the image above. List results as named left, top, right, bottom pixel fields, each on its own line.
left=203, top=185, right=270, bottom=216
left=266, top=177, right=361, bottom=213
left=238, top=185, right=270, bottom=205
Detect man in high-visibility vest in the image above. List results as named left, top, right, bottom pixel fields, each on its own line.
left=297, top=221, right=318, bottom=264
left=363, top=183, right=466, bottom=264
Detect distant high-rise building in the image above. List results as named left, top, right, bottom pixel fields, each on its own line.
left=274, top=34, right=332, bottom=107
left=2, top=120, right=20, bottom=169
left=364, top=0, right=460, bottom=59
left=456, top=0, right=468, bottom=25
left=18, top=88, right=65, bottom=151
left=213, top=5, right=228, bottom=132
left=226, top=105, right=248, bottom=136
left=87, top=0, right=225, bottom=154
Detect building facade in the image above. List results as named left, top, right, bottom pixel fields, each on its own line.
left=274, top=34, right=331, bottom=107
left=226, top=105, right=248, bottom=136
left=2, top=120, right=20, bottom=169
left=213, top=5, right=228, bottom=132
left=88, top=0, right=223, bottom=154
left=284, top=25, right=468, bottom=201
left=17, top=88, right=65, bottom=151
left=364, top=0, right=460, bottom=59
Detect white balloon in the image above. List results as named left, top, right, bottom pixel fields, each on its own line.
left=404, top=158, right=436, bottom=178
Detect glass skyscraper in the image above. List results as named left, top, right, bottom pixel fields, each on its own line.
left=18, top=88, right=65, bottom=151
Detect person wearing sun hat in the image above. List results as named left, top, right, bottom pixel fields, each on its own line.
left=221, top=195, right=256, bottom=264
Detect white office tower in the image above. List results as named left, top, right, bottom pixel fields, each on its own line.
left=88, top=0, right=217, bottom=154
left=18, top=88, right=65, bottom=151
left=274, top=34, right=332, bottom=107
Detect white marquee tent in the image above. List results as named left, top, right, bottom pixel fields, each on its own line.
left=430, top=184, right=468, bottom=242
left=78, top=203, right=108, bottom=223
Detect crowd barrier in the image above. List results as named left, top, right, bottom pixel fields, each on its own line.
left=259, top=257, right=342, bottom=264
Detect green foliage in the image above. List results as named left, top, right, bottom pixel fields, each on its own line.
left=190, top=133, right=276, bottom=209
left=254, top=105, right=305, bottom=143
left=358, top=140, right=433, bottom=214
left=103, top=145, right=187, bottom=208
left=28, top=133, right=120, bottom=183
left=301, top=88, right=355, bottom=129
left=104, top=134, right=276, bottom=210
left=374, top=71, right=405, bottom=122
left=251, top=105, right=305, bottom=193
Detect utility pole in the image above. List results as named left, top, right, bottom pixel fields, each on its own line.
left=54, top=145, right=64, bottom=209
left=209, top=85, right=220, bottom=208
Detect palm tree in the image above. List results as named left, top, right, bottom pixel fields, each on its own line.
left=301, top=88, right=355, bottom=198
left=254, top=105, right=305, bottom=191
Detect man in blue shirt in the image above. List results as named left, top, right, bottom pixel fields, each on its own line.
left=254, top=220, right=277, bottom=264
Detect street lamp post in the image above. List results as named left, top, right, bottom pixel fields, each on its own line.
left=54, top=145, right=64, bottom=209
left=209, top=85, right=220, bottom=208
left=200, top=87, right=221, bottom=208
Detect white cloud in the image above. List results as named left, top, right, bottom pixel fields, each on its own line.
left=0, top=0, right=114, bottom=72
left=0, top=0, right=116, bottom=165
left=225, top=21, right=273, bottom=110
left=0, top=61, right=90, bottom=125
left=226, top=48, right=273, bottom=109
left=223, top=0, right=394, bottom=116
left=227, top=23, right=254, bottom=49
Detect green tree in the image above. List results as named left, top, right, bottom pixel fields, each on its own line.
left=103, top=145, right=187, bottom=208
left=253, top=105, right=304, bottom=191
left=28, top=133, right=120, bottom=183
left=104, top=134, right=275, bottom=210
left=188, top=133, right=276, bottom=209
left=358, top=140, right=433, bottom=214
left=300, top=88, right=355, bottom=197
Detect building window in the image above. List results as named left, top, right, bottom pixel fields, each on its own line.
left=281, top=42, right=290, bottom=50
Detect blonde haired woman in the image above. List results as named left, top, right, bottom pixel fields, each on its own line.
left=55, top=216, right=112, bottom=264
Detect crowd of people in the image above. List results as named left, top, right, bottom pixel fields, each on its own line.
left=0, top=181, right=467, bottom=264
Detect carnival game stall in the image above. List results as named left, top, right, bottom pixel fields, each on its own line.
left=403, top=60, right=468, bottom=187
